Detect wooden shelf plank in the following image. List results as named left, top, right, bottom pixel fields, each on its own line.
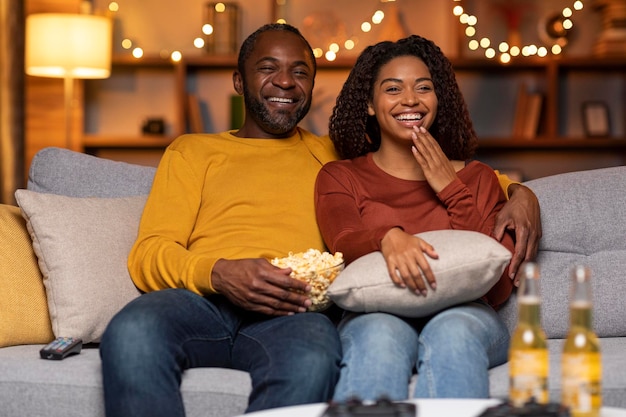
left=111, top=54, right=626, bottom=72
left=478, top=138, right=626, bottom=150
left=82, top=134, right=175, bottom=148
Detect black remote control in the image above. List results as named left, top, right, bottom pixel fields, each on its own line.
left=39, top=337, right=83, bottom=360
left=322, top=398, right=416, bottom=417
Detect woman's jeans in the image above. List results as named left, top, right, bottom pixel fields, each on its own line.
left=100, top=288, right=342, bottom=417
left=332, top=300, right=510, bottom=401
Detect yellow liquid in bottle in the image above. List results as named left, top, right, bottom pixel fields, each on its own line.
left=562, top=301, right=602, bottom=417
left=509, top=297, right=549, bottom=407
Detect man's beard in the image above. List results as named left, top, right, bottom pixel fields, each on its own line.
left=244, top=88, right=311, bottom=135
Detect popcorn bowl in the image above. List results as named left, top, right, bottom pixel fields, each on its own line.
left=270, top=249, right=344, bottom=312
left=292, top=261, right=344, bottom=312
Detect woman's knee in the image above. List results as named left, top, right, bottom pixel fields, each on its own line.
left=340, top=313, right=418, bottom=361
left=418, top=302, right=509, bottom=364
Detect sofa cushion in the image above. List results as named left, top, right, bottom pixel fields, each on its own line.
left=0, top=204, right=54, bottom=347
left=0, top=345, right=250, bottom=417
left=27, top=147, right=156, bottom=198
left=498, top=166, right=626, bottom=339
left=15, top=190, right=145, bottom=343
left=328, top=230, right=511, bottom=317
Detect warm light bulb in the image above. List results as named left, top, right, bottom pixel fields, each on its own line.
left=361, top=22, right=372, bottom=32
left=202, top=24, right=214, bottom=35
left=171, top=51, right=182, bottom=62
left=132, top=47, right=143, bottom=58
left=194, top=38, right=205, bottom=48
left=325, top=50, right=337, bottom=61
left=372, top=10, right=385, bottom=24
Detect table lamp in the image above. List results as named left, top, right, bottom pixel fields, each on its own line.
left=25, top=13, right=112, bottom=150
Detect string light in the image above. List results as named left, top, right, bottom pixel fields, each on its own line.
left=453, top=0, right=585, bottom=62
left=107, top=1, right=231, bottom=62
left=109, top=1, right=585, bottom=64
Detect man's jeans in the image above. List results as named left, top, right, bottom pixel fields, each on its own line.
left=333, top=300, right=510, bottom=401
left=100, top=289, right=342, bottom=417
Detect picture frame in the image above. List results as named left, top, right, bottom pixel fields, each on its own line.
left=582, top=101, right=611, bottom=138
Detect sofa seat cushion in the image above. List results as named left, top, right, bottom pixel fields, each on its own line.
left=0, top=345, right=250, bottom=417
left=0, top=204, right=54, bottom=347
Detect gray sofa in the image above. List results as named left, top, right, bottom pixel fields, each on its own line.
left=1, top=147, right=625, bottom=417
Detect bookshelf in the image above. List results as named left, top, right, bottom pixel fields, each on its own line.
left=82, top=54, right=626, bottom=178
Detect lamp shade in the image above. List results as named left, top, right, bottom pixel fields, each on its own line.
left=25, top=13, right=112, bottom=79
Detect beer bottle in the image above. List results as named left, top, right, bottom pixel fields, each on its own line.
left=509, top=262, right=549, bottom=407
left=562, top=265, right=602, bottom=417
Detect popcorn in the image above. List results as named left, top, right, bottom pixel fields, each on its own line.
left=270, top=249, right=344, bottom=311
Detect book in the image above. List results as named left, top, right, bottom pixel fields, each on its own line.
left=512, top=83, right=529, bottom=138
left=512, top=83, right=543, bottom=139
left=230, top=94, right=244, bottom=130
left=521, top=92, right=543, bottom=140
left=187, top=94, right=204, bottom=133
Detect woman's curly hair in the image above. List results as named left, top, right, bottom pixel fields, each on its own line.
left=329, top=35, right=477, bottom=160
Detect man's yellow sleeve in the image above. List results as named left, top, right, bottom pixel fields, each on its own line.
left=495, top=170, right=519, bottom=200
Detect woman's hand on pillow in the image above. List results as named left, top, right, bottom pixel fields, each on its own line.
left=380, top=227, right=439, bottom=295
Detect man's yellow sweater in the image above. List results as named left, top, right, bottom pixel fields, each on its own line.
left=128, top=129, right=338, bottom=295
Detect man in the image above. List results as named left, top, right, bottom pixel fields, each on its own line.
left=100, top=23, right=541, bottom=417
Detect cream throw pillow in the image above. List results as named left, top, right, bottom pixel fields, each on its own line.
left=327, top=230, right=511, bottom=317
left=0, top=204, right=54, bottom=347
left=15, top=190, right=146, bottom=343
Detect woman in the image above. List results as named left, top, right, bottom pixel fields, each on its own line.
left=315, top=35, right=515, bottom=401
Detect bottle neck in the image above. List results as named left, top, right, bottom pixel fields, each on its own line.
left=570, top=300, right=593, bottom=329
left=518, top=297, right=542, bottom=326
left=569, top=265, right=593, bottom=330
